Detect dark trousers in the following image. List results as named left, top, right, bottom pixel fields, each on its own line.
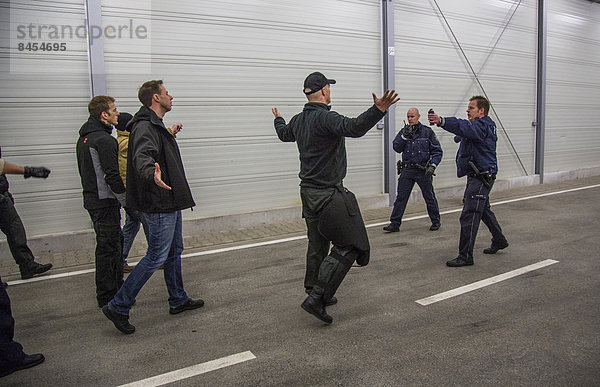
left=458, top=176, right=506, bottom=261
left=0, top=274, right=26, bottom=372
left=389, top=168, right=440, bottom=226
left=0, top=192, right=36, bottom=272
left=87, top=206, right=124, bottom=306
left=300, top=187, right=359, bottom=299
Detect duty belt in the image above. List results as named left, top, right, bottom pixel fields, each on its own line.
left=401, top=163, right=426, bottom=169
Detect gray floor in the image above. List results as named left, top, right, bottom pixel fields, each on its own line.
left=2, top=177, right=599, bottom=386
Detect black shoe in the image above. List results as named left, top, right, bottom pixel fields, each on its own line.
left=20, top=262, right=52, bottom=280
left=301, top=295, right=333, bottom=324
left=325, top=296, right=338, bottom=306
left=169, top=298, right=204, bottom=315
left=483, top=240, right=509, bottom=254
left=383, top=224, right=400, bottom=233
left=0, top=353, right=45, bottom=378
left=429, top=223, right=441, bottom=231
left=446, top=257, right=474, bottom=267
left=102, top=305, right=135, bottom=334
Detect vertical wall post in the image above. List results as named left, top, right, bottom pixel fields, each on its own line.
left=84, top=0, right=106, bottom=97
left=382, top=0, right=396, bottom=205
left=535, top=0, right=546, bottom=183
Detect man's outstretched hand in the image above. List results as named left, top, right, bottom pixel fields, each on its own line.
left=373, top=90, right=400, bottom=112
left=271, top=108, right=282, bottom=118
left=154, top=162, right=172, bottom=190
left=24, top=166, right=50, bottom=179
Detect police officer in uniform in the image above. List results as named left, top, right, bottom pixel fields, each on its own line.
left=383, top=108, right=442, bottom=233
left=428, top=96, right=508, bottom=267
left=273, top=72, right=399, bottom=323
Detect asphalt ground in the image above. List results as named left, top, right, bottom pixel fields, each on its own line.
left=2, top=176, right=599, bottom=386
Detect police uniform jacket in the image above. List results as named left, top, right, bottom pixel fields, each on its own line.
left=125, top=106, right=195, bottom=213
left=274, top=102, right=385, bottom=188
left=442, top=116, right=498, bottom=177
left=392, top=122, right=442, bottom=167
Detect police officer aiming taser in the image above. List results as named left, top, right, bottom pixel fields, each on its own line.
left=428, top=96, right=509, bottom=267
left=383, top=108, right=442, bottom=233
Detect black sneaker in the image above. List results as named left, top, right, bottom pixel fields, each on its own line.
left=169, top=298, right=205, bottom=315
left=446, top=257, right=474, bottom=267
left=102, top=305, right=135, bottom=334
left=301, top=295, right=333, bottom=324
left=20, top=262, right=52, bottom=280
left=383, top=224, right=400, bottom=233
left=429, top=223, right=441, bottom=231
left=483, top=240, right=509, bottom=254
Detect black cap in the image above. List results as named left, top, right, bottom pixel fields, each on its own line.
left=116, top=112, right=133, bottom=132
left=303, top=72, right=336, bottom=95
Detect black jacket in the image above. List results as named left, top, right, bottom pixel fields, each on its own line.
left=76, top=117, right=125, bottom=210
left=274, top=103, right=386, bottom=188
left=125, top=106, right=195, bottom=213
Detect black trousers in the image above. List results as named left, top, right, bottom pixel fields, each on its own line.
left=300, top=187, right=359, bottom=299
left=458, top=176, right=507, bottom=261
left=0, top=192, right=36, bottom=273
left=87, top=206, right=124, bottom=305
left=0, top=274, right=26, bottom=372
left=389, top=168, right=440, bottom=226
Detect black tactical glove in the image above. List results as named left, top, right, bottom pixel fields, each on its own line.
left=401, top=124, right=415, bottom=139
left=24, top=166, right=51, bottom=179
left=425, top=164, right=436, bottom=177
left=396, top=160, right=402, bottom=175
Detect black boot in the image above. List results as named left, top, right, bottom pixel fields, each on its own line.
left=483, top=240, right=509, bottom=254
left=20, top=262, right=53, bottom=280
left=301, top=293, right=332, bottom=324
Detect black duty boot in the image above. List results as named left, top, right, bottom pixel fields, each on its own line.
left=325, top=296, right=338, bottom=306
left=483, top=240, right=509, bottom=254
left=446, top=257, right=474, bottom=267
left=383, top=224, right=400, bottom=233
left=20, top=262, right=52, bottom=280
left=301, top=294, right=333, bottom=324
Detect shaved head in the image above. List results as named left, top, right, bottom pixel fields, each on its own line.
left=407, top=108, right=420, bottom=125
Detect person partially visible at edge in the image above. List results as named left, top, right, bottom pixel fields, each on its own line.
left=102, top=80, right=203, bottom=335
left=272, top=71, right=399, bottom=324
left=0, top=147, right=52, bottom=280
left=76, top=95, right=126, bottom=308
left=0, top=157, right=49, bottom=377
left=428, top=95, right=509, bottom=267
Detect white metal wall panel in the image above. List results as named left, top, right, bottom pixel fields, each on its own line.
left=0, top=0, right=91, bottom=240
left=393, top=0, right=537, bottom=188
left=545, top=0, right=600, bottom=172
left=101, top=0, right=383, bottom=220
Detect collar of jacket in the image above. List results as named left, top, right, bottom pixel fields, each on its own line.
left=131, top=105, right=168, bottom=131
left=302, top=102, right=332, bottom=112
left=79, top=116, right=113, bottom=136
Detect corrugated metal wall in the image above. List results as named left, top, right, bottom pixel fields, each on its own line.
left=393, top=0, right=538, bottom=188
left=545, top=0, right=600, bottom=172
left=103, top=0, right=383, bottom=220
left=1, top=0, right=92, bottom=238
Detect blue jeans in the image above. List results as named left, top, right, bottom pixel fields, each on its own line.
left=109, top=210, right=188, bottom=315
left=122, top=208, right=149, bottom=265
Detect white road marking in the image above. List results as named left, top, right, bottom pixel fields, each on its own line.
left=118, top=351, right=256, bottom=387
left=415, top=259, right=559, bottom=306
left=5, top=183, right=597, bottom=286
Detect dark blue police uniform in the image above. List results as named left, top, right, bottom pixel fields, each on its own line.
left=388, top=122, right=442, bottom=228
left=441, top=115, right=508, bottom=265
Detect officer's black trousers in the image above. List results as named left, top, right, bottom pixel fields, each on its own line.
left=390, top=168, right=440, bottom=226
left=87, top=206, right=124, bottom=306
left=458, top=176, right=506, bottom=261
left=0, top=192, right=37, bottom=274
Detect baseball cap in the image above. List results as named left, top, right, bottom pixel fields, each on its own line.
left=303, top=72, right=336, bottom=95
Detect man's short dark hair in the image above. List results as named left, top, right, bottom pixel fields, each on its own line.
left=138, top=80, right=164, bottom=107
left=470, top=95, right=490, bottom=116
left=88, top=95, right=115, bottom=119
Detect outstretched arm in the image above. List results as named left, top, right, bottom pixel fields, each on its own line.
left=0, top=159, right=50, bottom=178
left=372, top=89, right=400, bottom=112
